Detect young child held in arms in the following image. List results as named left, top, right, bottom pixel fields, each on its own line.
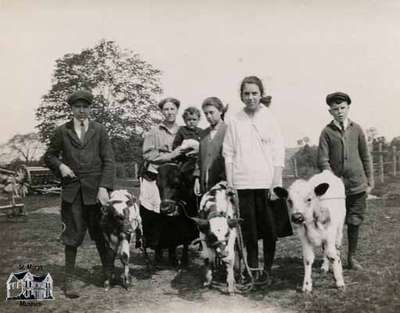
left=172, top=106, right=203, bottom=163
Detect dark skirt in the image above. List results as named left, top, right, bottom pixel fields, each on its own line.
left=140, top=205, right=198, bottom=249
left=237, top=189, right=293, bottom=241
left=237, top=189, right=277, bottom=243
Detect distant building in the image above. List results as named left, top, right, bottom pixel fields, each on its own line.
left=6, top=271, right=53, bottom=301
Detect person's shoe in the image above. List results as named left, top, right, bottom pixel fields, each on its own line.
left=348, top=257, right=363, bottom=270
left=64, top=276, right=80, bottom=298
left=255, top=270, right=272, bottom=287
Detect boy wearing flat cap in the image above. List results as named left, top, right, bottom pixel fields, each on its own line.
left=317, top=91, right=374, bottom=270
left=44, top=89, right=115, bottom=298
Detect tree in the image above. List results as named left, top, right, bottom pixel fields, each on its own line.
left=36, top=40, right=163, bottom=143
left=5, top=133, right=46, bottom=164
left=292, top=143, right=319, bottom=179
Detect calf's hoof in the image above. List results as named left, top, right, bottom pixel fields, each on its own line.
left=104, top=279, right=111, bottom=291
left=203, top=281, right=212, bottom=288
left=302, top=283, right=312, bottom=293
left=227, top=285, right=235, bottom=295
left=121, top=276, right=130, bottom=290
left=337, top=284, right=346, bottom=292
left=336, top=281, right=345, bottom=291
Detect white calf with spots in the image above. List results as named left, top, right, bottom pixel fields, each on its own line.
left=274, top=170, right=346, bottom=292
left=102, top=190, right=142, bottom=289
left=192, top=182, right=240, bottom=295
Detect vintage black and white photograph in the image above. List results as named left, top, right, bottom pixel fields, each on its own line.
left=0, top=1, right=399, bottom=312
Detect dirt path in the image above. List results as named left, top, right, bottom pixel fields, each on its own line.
left=1, top=205, right=295, bottom=313
left=2, top=195, right=399, bottom=313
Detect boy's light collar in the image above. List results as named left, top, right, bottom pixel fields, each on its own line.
left=333, top=118, right=349, bottom=129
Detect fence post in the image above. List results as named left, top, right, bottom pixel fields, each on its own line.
left=393, top=146, right=397, bottom=176
left=134, top=163, right=138, bottom=179
left=293, top=158, right=298, bottom=178
left=379, top=143, right=384, bottom=183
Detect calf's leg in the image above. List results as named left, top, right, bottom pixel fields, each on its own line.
left=181, top=244, right=189, bottom=267
left=168, top=247, right=178, bottom=266
left=120, top=238, right=131, bottom=289
left=225, top=231, right=237, bottom=294
left=225, top=259, right=235, bottom=295
left=302, top=243, right=315, bottom=292
left=326, top=242, right=345, bottom=290
left=203, top=258, right=213, bottom=287
left=321, top=242, right=329, bottom=273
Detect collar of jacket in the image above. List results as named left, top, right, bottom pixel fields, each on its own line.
left=158, top=122, right=179, bottom=135
left=328, top=119, right=354, bottom=132
left=66, top=120, right=96, bottom=147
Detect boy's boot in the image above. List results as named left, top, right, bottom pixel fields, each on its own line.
left=64, top=246, right=80, bottom=298
left=347, top=225, right=363, bottom=270
left=94, top=235, right=114, bottom=288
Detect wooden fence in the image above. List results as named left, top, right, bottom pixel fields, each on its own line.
left=372, top=144, right=400, bottom=183
left=287, top=144, right=400, bottom=184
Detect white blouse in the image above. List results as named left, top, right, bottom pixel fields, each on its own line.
left=223, top=105, right=284, bottom=189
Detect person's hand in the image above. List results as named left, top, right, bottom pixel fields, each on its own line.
left=194, top=178, right=201, bottom=196
left=97, top=187, right=110, bottom=206
left=59, top=163, right=76, bottom=178
left=173, top=146, right=186, bottom=157
left=269, top=187, right=279, bottom=201
left=271, top=169, right=282, bottom=201
left=186, top=149, right=197, bottom=157
left=226, top=185, right=236, bottom=197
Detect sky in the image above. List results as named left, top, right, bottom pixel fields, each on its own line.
left=1, top=0, right=399, bottom=147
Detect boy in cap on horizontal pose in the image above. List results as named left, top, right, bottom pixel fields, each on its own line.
left=44, top=90, right=115, bottom=298
left=317, top=91, right=374, bottom=270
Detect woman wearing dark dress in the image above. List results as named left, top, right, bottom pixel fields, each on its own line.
left=194, top=97, right=227, bottom=195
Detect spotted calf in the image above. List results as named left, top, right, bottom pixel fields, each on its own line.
left=101, top=190, right=142, bottom=289
left=274, top=170, right=346, bottom=292
left=192, top=182, right=241, bottom=295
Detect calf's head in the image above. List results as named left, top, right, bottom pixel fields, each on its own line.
left=106, top=190, right=141, bottom=232
left=156, top=163, right=185, bottom=215
left=274, top=181, right=329, bottom=225
left=193, top=215, right=240, bottom=257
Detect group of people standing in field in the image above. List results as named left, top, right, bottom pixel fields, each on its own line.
left=44, top=75, right=374, bottom=298
left=139, top=76, right=285, bottom=283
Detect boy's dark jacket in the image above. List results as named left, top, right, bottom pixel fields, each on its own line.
left=44, top=120, right=115, bottom=205
left=317, top=120, right=374, bottom=195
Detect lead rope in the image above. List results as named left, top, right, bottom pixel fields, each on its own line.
left=231, top=190, right=257, bottom=291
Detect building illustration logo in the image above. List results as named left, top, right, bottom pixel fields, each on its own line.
left=6, top=270, right=54, bottom=301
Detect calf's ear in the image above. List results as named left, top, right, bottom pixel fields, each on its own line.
left=314, top=183, right=329, bottom=197
left=273, top=187, right=288, bottom=199
left=227, top=218, right=243, bottom=228
left=126, top=191, right=136, bottom=206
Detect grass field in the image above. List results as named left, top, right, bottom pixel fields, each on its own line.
left=0, top=182, right=399, bottom=313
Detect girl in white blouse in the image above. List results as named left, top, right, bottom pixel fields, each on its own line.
left=223, top=76, right=285, bottom=284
